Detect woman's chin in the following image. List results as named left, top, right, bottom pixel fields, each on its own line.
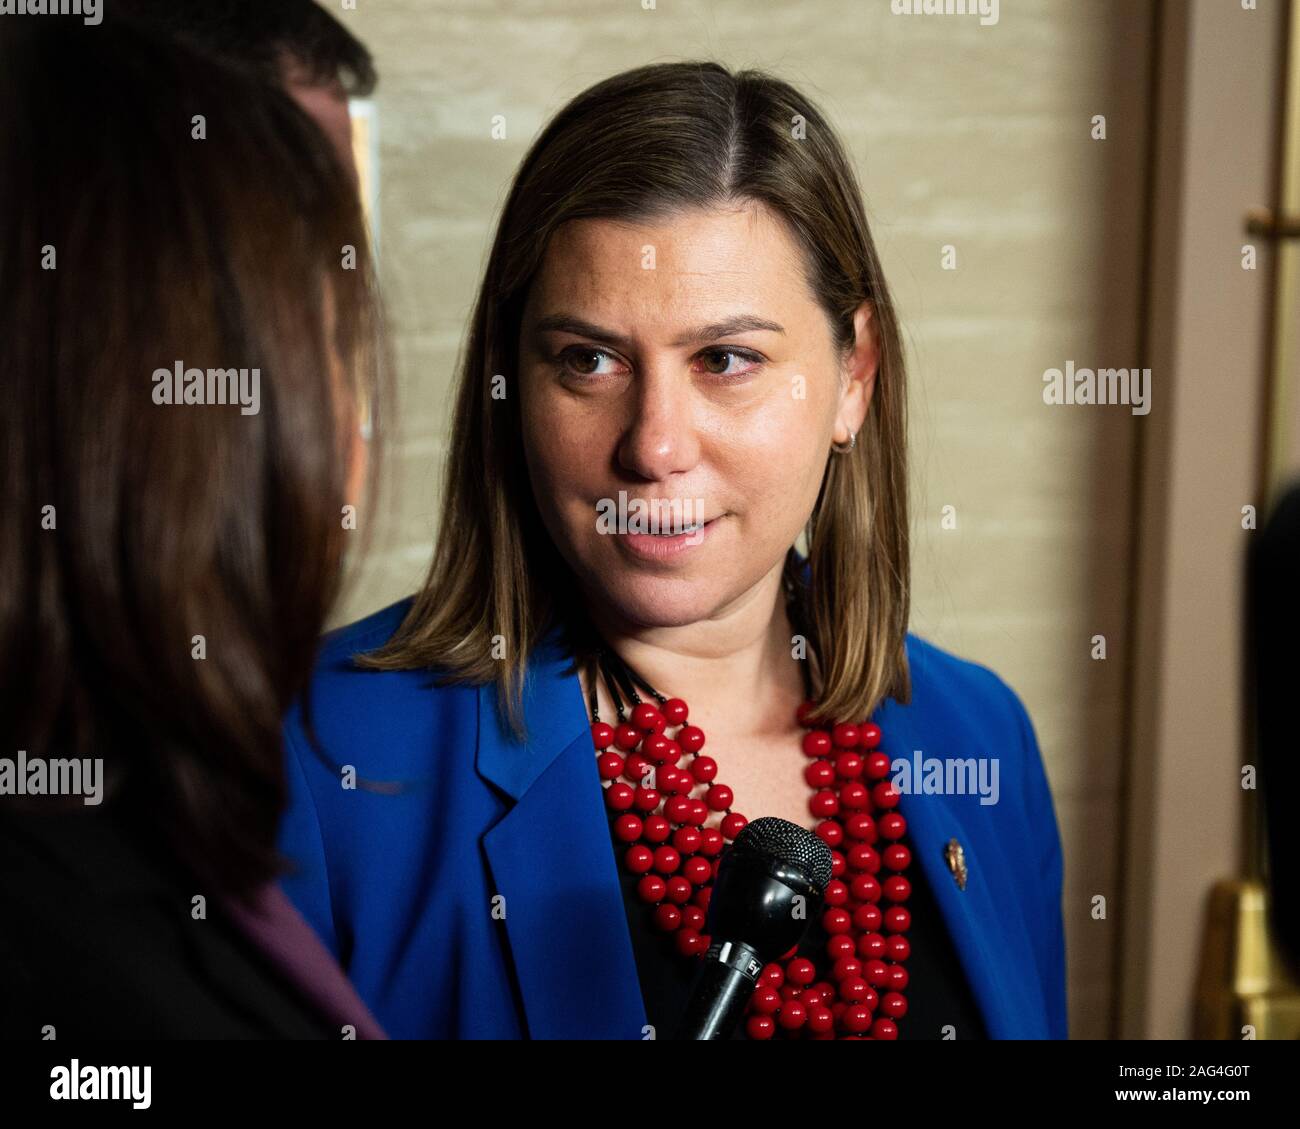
left=590, top=574, right=727, bottom=632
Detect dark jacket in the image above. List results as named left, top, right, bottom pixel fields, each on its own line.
left=0, top=797, right=384, bottom=1040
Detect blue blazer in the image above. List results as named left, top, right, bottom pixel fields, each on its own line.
left=277, top=598, right=1068, bottom=1039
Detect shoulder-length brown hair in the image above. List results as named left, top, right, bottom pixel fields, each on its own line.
left=368, top=60, right=910, bottom=738
left=0, top=17, right=382, bottom=897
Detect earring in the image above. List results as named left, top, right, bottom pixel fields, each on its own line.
left=831, top=430, right=856, bottom=455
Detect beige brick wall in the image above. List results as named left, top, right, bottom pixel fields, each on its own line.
left=330, top=0, right=1155, bottom=1039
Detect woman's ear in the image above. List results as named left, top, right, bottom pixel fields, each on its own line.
left=833, top=301, right=879, bottom=447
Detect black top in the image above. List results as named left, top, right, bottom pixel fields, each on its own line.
left=607, top=806, right=988, bottom=1040
left=0, top=799, right=338, bottom=1040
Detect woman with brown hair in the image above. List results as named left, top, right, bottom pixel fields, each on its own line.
left=0, top=15, right=384, bottom=1038
left=277, top=60, right=1067, bottom=1040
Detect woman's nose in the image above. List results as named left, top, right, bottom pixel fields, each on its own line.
left=615, top=363, right=701, bottom=482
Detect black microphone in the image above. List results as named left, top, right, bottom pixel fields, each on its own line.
left=672, top=816, right=833, bottom=1040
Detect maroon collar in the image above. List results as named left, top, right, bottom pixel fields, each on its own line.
left=221, top=883, right=387, bottom=1039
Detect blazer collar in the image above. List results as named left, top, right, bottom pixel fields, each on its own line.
left=875, top=691, right=1050, bottom=1038
left=476, top=623, right=648, bottom=1038
left=474, top=618, right=1046, bottom=1040
left=475, top=627, right=589, bottom=801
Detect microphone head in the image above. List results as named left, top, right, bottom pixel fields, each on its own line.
left=673, top=818, right=835, bottom=1039
left=732, top=816, right=833, bottom=892
left=705, top=816, right=834, bottom=963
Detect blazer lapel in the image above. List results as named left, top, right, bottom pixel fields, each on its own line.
left=476, top=630, right=648, bottom=1039
left=876, top=695, right=1048, bottom=1038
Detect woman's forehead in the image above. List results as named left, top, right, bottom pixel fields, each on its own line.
left=524, top=206, right=818, bottom=330
left=541, top=203, right=801, bottom=268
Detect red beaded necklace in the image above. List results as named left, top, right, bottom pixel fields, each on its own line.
left=588, top=646, right=912, bottom=1040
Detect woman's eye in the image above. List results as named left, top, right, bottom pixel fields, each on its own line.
left=556, top=346, right=624, bottom=377
left=696, top=348, right=761, bottom=378
left=552, top=345, right=761, bottom=380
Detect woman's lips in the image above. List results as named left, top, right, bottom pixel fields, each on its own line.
left=617, top=515, right=722, bottom=561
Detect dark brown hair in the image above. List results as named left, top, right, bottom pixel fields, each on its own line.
left=114, top=0, right=377, bottom=96
left=365, top=60, right=911, bottom=739
left=0, top=18, right=382, bottom=897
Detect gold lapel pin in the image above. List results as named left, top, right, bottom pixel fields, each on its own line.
left=944, top=838, right=968, bottom=890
